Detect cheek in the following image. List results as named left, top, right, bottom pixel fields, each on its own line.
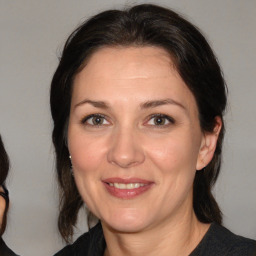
left=144, top=135, right=198, bottom=213
left=68, top=131, right=108, bottom=175
left=144, top=132, right=201, bottom=197
left=145, top=134, right=197, bottom=171
left=68, top=133, right=108, bottom=211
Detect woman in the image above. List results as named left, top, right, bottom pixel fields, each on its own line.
left=51, top=4, right=256, bottom=256
left=0, top=135, right=18, bottom=256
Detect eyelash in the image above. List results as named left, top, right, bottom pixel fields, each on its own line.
left=81, top=114, right=109, bottom=126
left=80, top=113, right=175, bottom=127
left=146, top=114, right=175, bottom=127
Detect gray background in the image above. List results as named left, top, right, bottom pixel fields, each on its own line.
left=0, top=0, right=255, bottom=255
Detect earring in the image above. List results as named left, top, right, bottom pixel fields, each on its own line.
left=69, top=155, right=74, bottom=176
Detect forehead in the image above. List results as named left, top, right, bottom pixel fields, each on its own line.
left=72, top=46, right=198, bottom=114
left=77, top=46, right=174, bottom=80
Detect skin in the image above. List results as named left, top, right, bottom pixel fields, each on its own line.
left=0, top=186, right=5, bottom=228
left=68, top=46, right=221, bottom=256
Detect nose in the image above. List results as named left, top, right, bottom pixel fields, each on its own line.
left=107, top=127, right=145, bottom=168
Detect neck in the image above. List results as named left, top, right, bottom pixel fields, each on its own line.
left=102, top=210, right=210, bottom=256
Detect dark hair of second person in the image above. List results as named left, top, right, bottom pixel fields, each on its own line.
left=0, top=135, right=10, bottom=236
left=50, top=4, right=227, bottom=242
left=0, top=136, right=19, bottom=256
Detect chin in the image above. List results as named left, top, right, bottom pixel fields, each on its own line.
left=101, top=209, right=149, bottom=233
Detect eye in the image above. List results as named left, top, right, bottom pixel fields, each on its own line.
left=81, top=114, right=110, bottom=126
left=146, top=114, right=175, bottom=126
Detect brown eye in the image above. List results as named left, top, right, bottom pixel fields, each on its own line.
left=153, top=117, right=166, bottom=125
left=147, top=114, right=175, bottom=127
left=82, top=114, right=109, bottom=126
left=91, top=116, right=104, bottom=125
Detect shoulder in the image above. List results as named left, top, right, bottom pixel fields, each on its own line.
left=53, top=222, right=105, bottom=256
left=191, top=223, right=256, bottom=256
left=210, top=223, right=256, bottom=255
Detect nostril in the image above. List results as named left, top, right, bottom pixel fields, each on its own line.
left=109, top=159, right=142, bottom=168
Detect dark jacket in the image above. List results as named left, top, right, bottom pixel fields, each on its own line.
left=54, top=222, right=256, bottom=256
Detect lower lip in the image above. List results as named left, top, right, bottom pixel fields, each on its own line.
left=103, top=183, right=153, bottom=199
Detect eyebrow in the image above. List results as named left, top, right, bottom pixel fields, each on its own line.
left=74, top=99, right=110, bottom=109
left=140, top=98, right=186, bottom=110
left=74, top=98, right=186, bottom=111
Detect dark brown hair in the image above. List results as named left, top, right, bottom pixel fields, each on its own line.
left=0, top=135, right=10, bottom=236
left=50, top=4, right=227, bottom=243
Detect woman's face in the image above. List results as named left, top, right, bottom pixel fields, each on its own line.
left=68, top=46, right=217, bottom=233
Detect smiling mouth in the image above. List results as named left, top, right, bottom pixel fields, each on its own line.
left=108, top=183, right=147, bottom=189
left=102, top=178, right=154, bottom=199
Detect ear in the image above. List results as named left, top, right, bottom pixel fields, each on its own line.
left=196, top=116, right=222, bottom=171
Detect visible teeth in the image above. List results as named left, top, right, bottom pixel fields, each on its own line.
left=108, top=183, right=146, bottom=189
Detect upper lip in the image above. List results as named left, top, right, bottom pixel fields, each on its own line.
left=102, top=177, right=153, bottom=184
